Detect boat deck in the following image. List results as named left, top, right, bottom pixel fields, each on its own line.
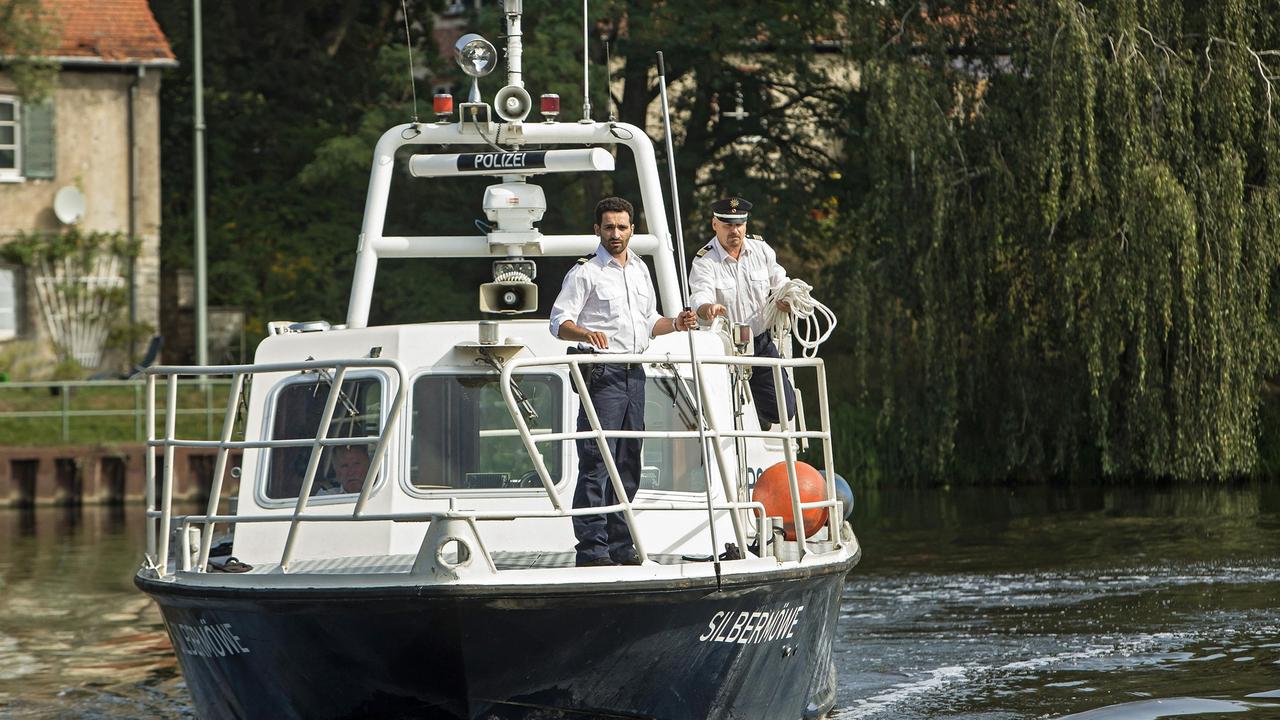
left=218, top=551, right=702, bottom=575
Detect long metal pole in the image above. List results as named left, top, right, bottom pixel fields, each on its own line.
left=657, top=51, right=722, bottom=585
left=193, top=0, right=208, bottom=368
left=581, top=0, right=591, bottom=121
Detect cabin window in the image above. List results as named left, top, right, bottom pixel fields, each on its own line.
left=409, top=373, right=563, bottom=490
left=641, top=377, right=707, bottom=493
left=264, top=375, right=383, bottom=500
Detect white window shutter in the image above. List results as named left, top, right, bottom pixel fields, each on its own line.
left=0, top=266, right=17, bottom=340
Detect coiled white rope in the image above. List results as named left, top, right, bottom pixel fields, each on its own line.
left=764, top=279, right=837, bottom=358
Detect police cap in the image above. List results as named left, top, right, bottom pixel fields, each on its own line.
left=711, top=196, right=752, bottom=223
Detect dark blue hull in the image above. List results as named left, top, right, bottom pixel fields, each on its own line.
left=137, top=562, right=853, bottom=720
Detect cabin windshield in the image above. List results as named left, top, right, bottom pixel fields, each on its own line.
left=642, top=376, right=707, bottom=492
left=406, top=371, right=707, bottom=494
left=264, top=375, right=382, bottom=499
left=409, top=373, right=564, bottom=490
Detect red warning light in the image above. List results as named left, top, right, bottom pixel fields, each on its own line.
left=540, top=93, right=560, bottom=121
left=433, top=94, right=454, bottom=120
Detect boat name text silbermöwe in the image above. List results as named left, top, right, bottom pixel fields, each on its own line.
left=171, top=618, right=251, bottom=658
left=699, top=603, right=805, bottom=645
left=457, top=151, right=548, bottom=172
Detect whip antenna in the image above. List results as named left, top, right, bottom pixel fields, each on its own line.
left=400, top=0, right=420, bottom=123
left=604, top=39, right=616, bottom=122
left=581, top=0, right=592, bottom=121
left=657, top=51, right=727, bottom=587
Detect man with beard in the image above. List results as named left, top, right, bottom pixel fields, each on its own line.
left=549, top=196, right=697, bottom=567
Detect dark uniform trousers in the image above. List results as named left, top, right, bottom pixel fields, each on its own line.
left=573, top=363, right=646, bottom=564
left=751, top=331, right=797, bottom=427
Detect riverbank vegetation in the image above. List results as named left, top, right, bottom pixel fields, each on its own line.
left=148, top=0, right=1280, bottom=484
left=831, top=1, right=1280, bottom=483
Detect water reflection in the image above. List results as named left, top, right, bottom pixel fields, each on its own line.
left=0, top=484, right=1276, bottom=719
left=836, top=482, right=1280, bottom=719
left=1055, top=697, right=1269, bottom=718
left=0, top=505, right=188, bottom=719
left=55, top=504, right=82, bottom=537
left=15, top=508, right=34, bottom=537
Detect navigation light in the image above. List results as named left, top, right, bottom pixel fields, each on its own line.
left=540, top=93, right=560, bottom=122
left=433, top=93, right=454, bottom=122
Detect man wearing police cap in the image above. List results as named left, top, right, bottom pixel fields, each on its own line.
left=688, top=196, right=797, bottom=428
left=550, top=196, right=697, bottom=567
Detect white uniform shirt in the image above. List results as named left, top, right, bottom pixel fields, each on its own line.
left=549, top=245, right=663, bottom=353
left=688, top=235, right=789, bottom=336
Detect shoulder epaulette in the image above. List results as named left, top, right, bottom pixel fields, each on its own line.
left=695, top=244, right=712, bottom=258
left=749, top=234, right=764, bottom=242
left=576, top=255, right=592, bottom=265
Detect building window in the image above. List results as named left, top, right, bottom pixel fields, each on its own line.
left=0, top=97, right=19, bottom=181
left=0, top=95, right=55, bottom=181
left=0, top=265, right=18, bottom=341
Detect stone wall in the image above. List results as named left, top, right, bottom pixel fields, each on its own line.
left=0, top=444, right=239, bottom=506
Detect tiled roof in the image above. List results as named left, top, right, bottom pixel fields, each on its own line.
left=44, top=0, right=176, bottom=65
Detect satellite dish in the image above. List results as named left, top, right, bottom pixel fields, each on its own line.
left=53, top=186, right=86, bottom=225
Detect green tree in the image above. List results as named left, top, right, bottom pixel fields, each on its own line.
left=457, top=1, right=859, bottom=344
left=0, top=0, right=58, bottom=99
left=153, top=1, right=854, bottom=349
left=151, top=0, right=472, bottom=349
left=832, top=0, right=1280, bottom=483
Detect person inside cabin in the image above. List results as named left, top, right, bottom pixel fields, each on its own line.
left=549, top=196, right=697, bottom=567
left=316, top=445, right=371, bottom=496
left=688, top=196, right=797, bottom=428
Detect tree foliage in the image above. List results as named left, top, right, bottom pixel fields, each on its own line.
left=0, top=0, right=58, bottom=99
left=151, top=0, right=472, bottom=343
left=150, top=0, right=1280, bottom=483
left=152, top=0, right=849, bottom=339
left=833, top=0, right=1280, bottom=482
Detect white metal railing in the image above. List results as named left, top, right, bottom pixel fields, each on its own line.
left=500, top=352, right=844, bottom=563
left=144, top=359, right=409, bottom=575
left=143, top=353, right=846, bottom=578
left=0, top=378, right=233, bottom=443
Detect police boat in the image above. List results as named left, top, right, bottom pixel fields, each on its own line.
left=135, top=5, right=861, bottom=718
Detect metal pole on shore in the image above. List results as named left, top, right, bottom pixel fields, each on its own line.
left=193, top=0, right=208, bottom=369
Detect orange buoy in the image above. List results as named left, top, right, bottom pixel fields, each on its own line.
left=751, top=461, right=829, bottom=540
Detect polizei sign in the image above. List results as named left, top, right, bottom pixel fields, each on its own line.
left=408, top=147, right=613, bottom=178
left=456, top=152, right=548, bottom=172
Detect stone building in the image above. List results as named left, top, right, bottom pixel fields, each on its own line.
left=0, top=0, right=175, bottom=377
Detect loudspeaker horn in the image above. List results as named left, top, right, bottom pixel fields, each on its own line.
left=493, top=85, right=532, bottom=123
left=480, top=281, right=538, bottom=314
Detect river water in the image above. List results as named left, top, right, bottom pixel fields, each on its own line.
left=0, top=484, right=1276, bottom=719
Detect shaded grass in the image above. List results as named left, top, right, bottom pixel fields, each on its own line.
left=0, top=382, right=235, bottom=446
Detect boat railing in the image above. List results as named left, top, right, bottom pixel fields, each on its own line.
left=140, top=357, right=778, bottom=578
left=142, top=354, right=845, bottom=579
left=499, top=352, right=844, bottom=564
left=142, top=358, right=410, bottom=576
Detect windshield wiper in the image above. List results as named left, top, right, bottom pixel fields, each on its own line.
left=476, top=351, right=538, bottom=423
left=654, top=362, right=699, bottom=430
left=306, top=358, right=361, bottom=417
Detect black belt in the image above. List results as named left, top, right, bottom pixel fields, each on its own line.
left=567, top=346, right=642, bottom=370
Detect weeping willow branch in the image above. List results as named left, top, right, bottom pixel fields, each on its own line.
left=1203, top=37, right=1280, bottom=126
